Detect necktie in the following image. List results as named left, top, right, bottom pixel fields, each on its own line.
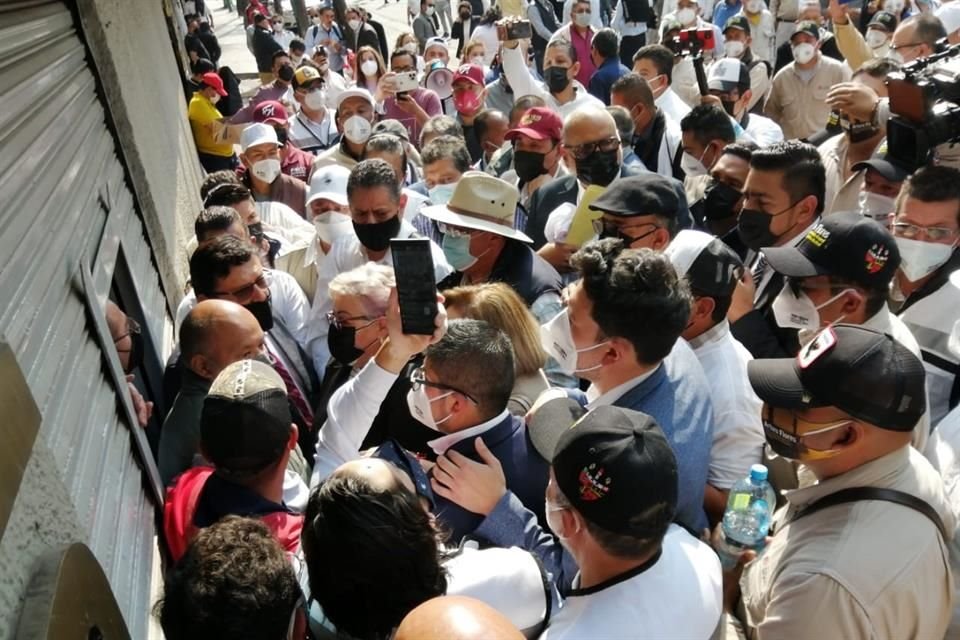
left=752, top=253, right=768, bottom=290
left=266, top=347, right=315, bottom=426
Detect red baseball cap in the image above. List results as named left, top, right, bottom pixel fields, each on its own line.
left=505, top=107, right=563, bottom=142
left=452, top=63, right=485, bottom=87
left=200, top=72, right=228, bottom=97
left=252, top=100, right=289, bottom=125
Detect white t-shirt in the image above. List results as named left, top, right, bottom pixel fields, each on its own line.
left=541, top=525, right=722, bottom=640
left=924, top=405, right=960, bottom=639
left=689, top=322, right=765, bottom=489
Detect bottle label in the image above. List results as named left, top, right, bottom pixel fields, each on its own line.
left=733, top=492, right=751, bottom=510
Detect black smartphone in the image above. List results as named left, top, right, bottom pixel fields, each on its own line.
left=504, top=19, right=532, bottom=40
left=390, top=238, right=439, bottom=335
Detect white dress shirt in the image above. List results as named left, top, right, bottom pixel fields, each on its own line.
left=688, top=321, right=765, bottom=489
left=305, top=219, right=453, bottom=373
left=427, top=409, right=510, bottom=455
left=655, top=86, right=693, bottom=124
left=500, top=46, right=604, bottom=119
left=586, top=364, right=661, bottom=408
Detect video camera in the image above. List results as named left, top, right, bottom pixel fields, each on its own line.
left=664, top=28, right=716, bottom=95
left=887, top=38, right=960, bottom=171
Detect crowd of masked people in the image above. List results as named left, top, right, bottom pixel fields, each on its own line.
left=153, top=0, right=960, bottom=635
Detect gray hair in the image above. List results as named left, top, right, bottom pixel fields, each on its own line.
left=328, top=263, right=396, bottom=317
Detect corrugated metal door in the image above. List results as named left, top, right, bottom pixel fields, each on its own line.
left=0, top=1, right=167, bottom=637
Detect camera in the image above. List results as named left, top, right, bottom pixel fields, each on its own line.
left=664, top=28, right=716, bottom=56
left=887, top=39, right=960, bottom=171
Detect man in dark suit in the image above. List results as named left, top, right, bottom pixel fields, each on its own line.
left=451, top=1, right=478, bottom=59
left=727, top=140, right=823, bottom=359
left=345, top=5, right=381, bottom=53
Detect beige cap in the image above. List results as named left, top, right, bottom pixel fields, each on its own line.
left=420, top=172, right=530, bottom=242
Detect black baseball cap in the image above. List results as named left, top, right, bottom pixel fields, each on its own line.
left=851, top=143, right=910, bottom=183
left=666, top=229, right=744, bottom=297
left=748, top=324, right=927, bottom=431
left=724, top=15, right=751, bottom=35
left=589, top=174, right=680, bottom=219
left=792, top=20, right=821, bottom=41
left=762, top=211, right=901, bottom=290
left=201, top=359, right=293, bottom=479
left=552, top=405, right=678, bottom=538
left=868, top=10, right=898, bottom=32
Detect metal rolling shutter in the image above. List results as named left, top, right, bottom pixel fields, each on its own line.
left=0, top=2, right=167, bottom=637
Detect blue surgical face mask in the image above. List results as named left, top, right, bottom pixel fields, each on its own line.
left=441, top=231, right=478, bottom=271
left=428, top=183, right=456, bottom=205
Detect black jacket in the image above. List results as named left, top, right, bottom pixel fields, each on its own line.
left=198, top=29, right=222, bottom=63
left=729, top=255, right=799, bottom=359
left=252, top=26, right=283, bottom=72
left=350, top=22, right=381, bottom=53
left=452, top=17, right=478, bottom=57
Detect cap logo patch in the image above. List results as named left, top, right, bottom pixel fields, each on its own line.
left=520, top=113, right=542, bottom=126
left=259, top=103, right=277, bottom=117
left=865, top=243, right=889, bottom=273
left=798, top=326, right=837, bottom=369
left=578, top=463, right=611, bottom=501
left=805, top=225, right=830, bottom=247
left=458, top=64, right=472, bottom=74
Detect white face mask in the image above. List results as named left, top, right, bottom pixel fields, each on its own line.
left=343, top=115, right=372, bottom=144
left=896, top=236, right=957, bottom=282
left=406, top=386, right=453, bottom=432
left=681, top=149, right=709, bottom=177
left=865, top=28, right=888, bottom=49
left=574, top=12, right=592, bottom=26
left=540, top=309, right=609, bottom=375
left=884, top=0, right=905, bottom=13
left=772, top=285, right=853, bottom=330
left=889, top=49, right=906, bottom=65
left=426, top=6, right=436, bottom=15
left=792, top=42, right=816, bottom=64
left=348, top=18, right=362, bottom=30
left=252, top=158, right=282, bottom=183
left=361, top=60, right=379, bottom=77
left=746, top=0, right=763, bottom=12
left=312, top=16, right=322, bottom=25
left=470, top=55, right=485, bottom=66
left=313, top=211, right=353, bottom=244
left=304, top=88, right=327, bottom=110
left=318, top=62, right=330, bottom=75
left=209, top=92, right=221, bottom=104
left=273, top=22, right=283, bottom=32
left=677, top=7, right=697, bottom=24
left=404, top=42, right=419, bottom=54
left=428, top=183, right=456, bottom=205
left=858, top=191, right=895, bottom=223
left=724, top=40, right=745, bottom=57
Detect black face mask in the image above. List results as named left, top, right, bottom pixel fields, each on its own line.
left=514, top=149, right=549, bottom=183
left=278, top=64, right=295, bottom=82
left=545, top=66, right=571, bottom=93
left=737, top=208, right=780, bottom=251
left=460, top=10, right=471, bottom=18
left=703, top=180, right=742, bottom=221
left=720, top=99, right=738, bottom=118
left=576, top=148, right=620, bottom=187
left=274, top=126, right=288, bottom=145
left=245, top=297, right=275, bottom=332
left=327, top=323, right=374, bottom=365
left=353, top=215, right=401, bottom=252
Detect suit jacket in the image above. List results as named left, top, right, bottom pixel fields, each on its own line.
left=367, top=18, right=390, bottom=61
left=729, top=258, right=799, bottom=359
left=431, top=414, right=550, bottom=543
left=413, top=14, right=438, bottom=52
left=350, top=22, right=380, bottom=53
left=252, top=26, right=283, bottom=72
left=451, top=17, right=478, bottom=57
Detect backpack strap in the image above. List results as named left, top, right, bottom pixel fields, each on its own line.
left=790, top=486, right=948, bottom=540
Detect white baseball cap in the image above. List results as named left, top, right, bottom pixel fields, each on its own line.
left=307, top=165, right=350, bottom=207
left=335, top=87, right=374, bottom=110
left=421, top=171, right=530, bottom=242
left=424, top=37, right=448, bottom=54
left=240, top=123, right=280, bottom=152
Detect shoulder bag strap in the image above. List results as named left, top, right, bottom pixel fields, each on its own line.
left=791, top=486, right=948, bottom=540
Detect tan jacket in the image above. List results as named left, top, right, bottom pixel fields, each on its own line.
left=834, top=20, right=885, bottom=73
left=738, top=447, right=955, bottom=640
left=818, top=132, right=873, bottom=216
left=764, top=55, right=852, bottom=140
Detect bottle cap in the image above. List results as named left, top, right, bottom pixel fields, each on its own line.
left=749, top=464, right=768, bottom=482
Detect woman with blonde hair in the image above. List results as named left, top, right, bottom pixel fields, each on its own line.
left=443, top=282, right=550, bottom=415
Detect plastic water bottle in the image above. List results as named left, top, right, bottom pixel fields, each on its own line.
left=717, top=464, right=776, bottom=570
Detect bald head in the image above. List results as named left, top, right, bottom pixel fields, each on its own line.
left=563, top=106, right=619, bottom=146
left=179, top=300, right=265, bottom=380
left=395, top=596, right=524, bottom=640
left=892, top=14, right=947, bottom=61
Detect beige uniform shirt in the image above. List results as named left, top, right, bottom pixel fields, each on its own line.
left=764, top=55, right=852, bottom=141
left=738, top=447, right=955, bottom=640
left=818, top=133, right=872, bottom=216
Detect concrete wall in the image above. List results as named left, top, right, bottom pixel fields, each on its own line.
left=75, top=0, right=204, bottom=310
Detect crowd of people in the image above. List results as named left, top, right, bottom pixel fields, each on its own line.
left=156, top=0, right=960, bottom=635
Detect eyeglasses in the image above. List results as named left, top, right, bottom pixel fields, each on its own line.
left=409, top=366, right=478, bottom=403
left=325, top=311, right=380, bottom=330
left=892, top=221, right=959, bottom=242
left=212, top=271, right=272, bottom=301
left=594, top=219, right=659, bottom=244
left=889, top=42, right=922, bottom=51
left=785, top=277, right=853, bottom=298
left=113, top=317, right=141, bottom=349
left=562, top=136, right=620, bottom=160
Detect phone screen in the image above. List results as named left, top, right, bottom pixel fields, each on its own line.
left=391, top=239, right=439, bottom=335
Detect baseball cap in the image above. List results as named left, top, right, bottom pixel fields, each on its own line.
left=453, top=63, right=485, bottom=86
left=307, top=164, right=350, bottom=207
left=868, top=10, right=898, bottom=32
left=589, top=174, right=680, bottom=219
left=240, top=123, right=280, bottom=151
left=761, top=210, right=901, bottom=290
left=552, top=405, right=678, bottom=538
left=504, top=107, right=563, bottom=143
left=528, top=395, right=587, bottom=459
left=371, top=119, right=411, bottom=142
left=666, top=229, right=744, bottom=297
left=851, top=142, right=910, bottom=183
left=792, top=20, right=821, bottom=41
left=335, top=87, right=374, bottom=110
left=723, top=15, right=751, bottom=34
left=937, top=2, right=960, bottom=34
left=252, top=100, right=289, bottom=125
left=293, top=65, right=323, bottom=90
left=200, top=71, right=228, bottom=96
left=200, top=359, right=293, bottom=478
left=707, top=58, right=751, bottom=93
left=747, top=324, right=927, bottom=431
left=424, top=37, right=448, bottom=55
left=420, top=171, right=531, bottom=242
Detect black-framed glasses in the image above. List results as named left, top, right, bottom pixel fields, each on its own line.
left=325, top=311, right=380, bottom=330
left=409, top=366, right=478, bottom=404
left=212, top=271, right=272, bottom=301
left=563, top=136, right=620, bottom=160
left=113, top=317, right=141, bottom=348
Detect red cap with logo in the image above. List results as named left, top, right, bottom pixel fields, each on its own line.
left=200, top=72, right=228, bottom=96
left=452, top=63, right=485, bottom=87
left=505, top=107, right=563, bottom=142
left=252, top=100, right=289, bottom=125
